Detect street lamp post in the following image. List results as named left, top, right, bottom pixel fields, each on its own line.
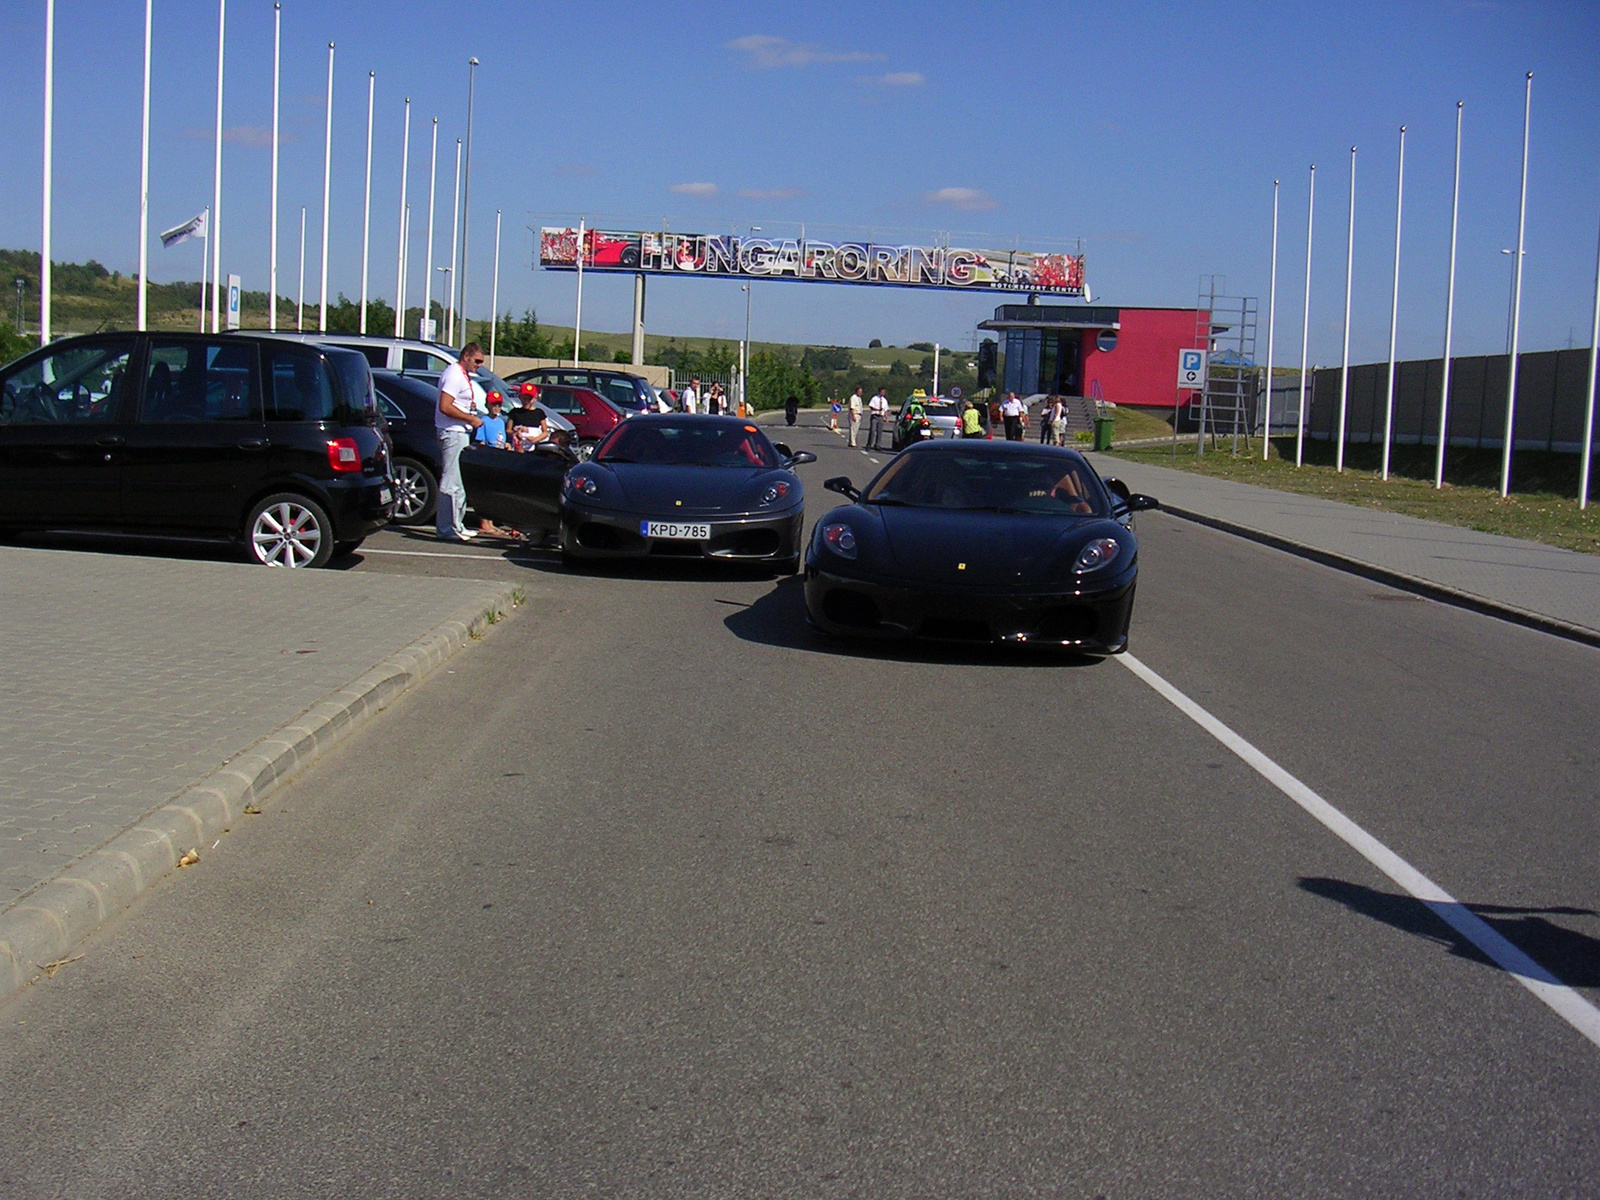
left=457, top=57, right=478, bottom=339
left=14, top=277, right=25, bottom=331
left=317, top=42, right=334, bottom=333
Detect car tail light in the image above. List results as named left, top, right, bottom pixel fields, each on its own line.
left=327, top=437, right=361, bottom=473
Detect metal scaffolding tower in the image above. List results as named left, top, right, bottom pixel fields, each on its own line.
left=1193, top=276, right=1259, bottom=457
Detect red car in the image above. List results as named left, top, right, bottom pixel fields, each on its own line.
left=514, top=382, right=625, bottom=445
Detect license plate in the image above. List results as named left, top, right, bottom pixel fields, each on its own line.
left=643, top=520, right=710, bottom=540
left=380, top=487, right=393, bottom=504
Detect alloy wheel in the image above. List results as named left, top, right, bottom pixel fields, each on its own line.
left=392, top=462, right=433, bottom=521
left=252, top=500, right=324, bottom=567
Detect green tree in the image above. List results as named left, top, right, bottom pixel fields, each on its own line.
left=0, top=320, right=31, bottom=367
left=746, top=348, right=818, bottom=412
left=867, top=338, right=882, bottom=348
left=494, top=308, right=555, bottom=358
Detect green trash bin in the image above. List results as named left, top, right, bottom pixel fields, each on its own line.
left=1092, top=415, right=1114, bottom=451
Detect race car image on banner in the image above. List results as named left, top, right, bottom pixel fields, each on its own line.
left=538, top=227, right=1085, bottom=296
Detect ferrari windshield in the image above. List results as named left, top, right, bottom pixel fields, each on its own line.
left=863, top=449, right=1106, bottom=516
left=596, top=419, right=778, bottom=468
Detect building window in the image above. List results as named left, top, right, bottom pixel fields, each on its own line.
left=1096, top=329, right=1119, bottom=352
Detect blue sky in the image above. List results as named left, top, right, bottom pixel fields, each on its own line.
left=2, top=0, right=1598, bottom=365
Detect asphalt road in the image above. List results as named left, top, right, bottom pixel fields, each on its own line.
left=2, top=417, right=1596, bottom=1198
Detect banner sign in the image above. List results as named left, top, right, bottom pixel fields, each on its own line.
left=539, top=227, right=1084, bottom=296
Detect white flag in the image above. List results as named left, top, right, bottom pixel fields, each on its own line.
left=159, top=210, right=208, bottom=249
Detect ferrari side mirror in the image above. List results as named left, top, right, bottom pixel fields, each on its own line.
left=786, top=451, right=817, bottom=467
left=823, top=476, right=859, bottom=500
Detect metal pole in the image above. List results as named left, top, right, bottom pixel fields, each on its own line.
left=1501, top=73, right=1532, bottom=498
left=210, top=0, right=225, bottom=333
left=458, top=58, right=477, bottom=341
left=423, top=119, right=437, bottom=341
left=40, top=0, right=53, bottom=344
left=360, top=70, right=374, bottom=333
left=393, top=98, right=410, bottom=336
left=268, top=2, right=280, bottom=330
left=447, top=139, right=461, bottom=344
left=1436, top=102, right=1463, bottom=489
left=1336, top=146, right=1356, bottom=472
left=317, top=42, right=333, bottom=333
left=489, top=209, right=501, bottom=370
left=1381, top=127, right=1406, bottom=480
left=1296, top=165, right=1315, bottom=467
left=297, top=205, right=305, bottom=331
left=743, top=282, right=753, bottom=411
left=933, top=342, right=941, bottom=397
left=573, top=219, right=584, bottom=367
left=137, top=0, right=152, bottom=331
left=198, top=207, right=209, bottom=331
left=399, top=203, right=409, bottom=332
left=631, top=273, right=646, bottom=366
left=1263, top=180, right=1279, bottom=459
left=1580, top=208, right=1600, bottom=510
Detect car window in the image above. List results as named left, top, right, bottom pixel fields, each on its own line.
left=556, top=372, right=590, bottom=387
left=0, top=339, right=135, bottom=425
left=402, top=348, right=454, bottom=373
left=330, top=342, right=388, bottom=369
left=864, top=449, right=1105, bottom=515
left=378, top=395, right=406, bottom=422
left=265, top=350, right=336, bottom=422
left=596, top=419, right=777, bottom=467
left=141, top=340, right=260, bottom=423
left=326, top=351, right=378, bottom=425
left=603, top=378, right=641, bottom=408
left=540, top=386, right=579, bottom=415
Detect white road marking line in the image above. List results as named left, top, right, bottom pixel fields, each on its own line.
left=360, top=547, right=544, bottom=561
left=868, top=456, right=880, bottom=463
left=1117, top=650, right=1600, bottom=1051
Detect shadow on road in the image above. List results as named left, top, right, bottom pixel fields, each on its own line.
left=1299, top=876, right=1600, bottom=989
left=723, top=576, right=1103, bottom=669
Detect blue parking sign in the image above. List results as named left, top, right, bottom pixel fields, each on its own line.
left=1177, top=349, right=1207, bottom=388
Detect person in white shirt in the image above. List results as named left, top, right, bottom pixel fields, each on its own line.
left=436, top=343, right=485, bottom=542
left=681, top=379, right=699, bottom=414
left=867, top=388, right=891, bottom=450
left=847, top=387, right=864, bottom=447
left=1000, top=392, right=1026, bottom=441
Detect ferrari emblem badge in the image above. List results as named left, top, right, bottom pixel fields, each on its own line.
left=957, top=562, right=967, bottom=570
left=675, top=500, right=682, bottom=506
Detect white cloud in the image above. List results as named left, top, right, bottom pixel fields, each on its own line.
left=738, top=187, right=807, bottom=201
left=925, top=187, right=999, bottom=211
left=864, top=71, right=925, bottom=87
left=727, top=34, right=883, bottom=69
left=670, top=182, right=720, bottom=198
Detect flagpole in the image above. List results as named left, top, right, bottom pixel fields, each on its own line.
left=1262, top=179, right=1278, bottom=460
left=393, top=98, right=410, bottom=337
left=1580, top=208, right=1600, bottom=510
left=574, top=219, right=585, bottom=368
left=41, top=0, right=54, bottom=345
left=1296, top=164, right=1315, bottom=467
left=268, top=2, right=280, bottom=330
left=489, top=208, right=502, bottom=370
left=1501, top=73, right=1532, bottom=498
left=199, top=207, right=209, bottom=332
left=360, top=70, right=374, bottom=333
left=400, top=202, right=410, bottom=333
left=458, top=58, right=478, bottom=342
left=210, top=0, right=225, bottom=333
left=1381, top=127, right=1405, bottom=480
left=423, top=118, right=437, bottom=340
left=318, top=42, right=333, bottom=333
left=1336, top=146, right=1356, bottom=472
left=447, top=138, right=461, bottom=344
left=1437, top=103, right=1463, bottom=489
left=134, top=0, right=153, bottom=331
left=297, top=205, right=305, bottom=331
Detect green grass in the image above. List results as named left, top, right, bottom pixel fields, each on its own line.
left=1104, top=437, right=1600, bottom=556
left=1101, top=407, right=1174, bottom=443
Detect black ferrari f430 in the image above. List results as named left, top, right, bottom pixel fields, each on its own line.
left=804, top=441, right=1158, bottom=654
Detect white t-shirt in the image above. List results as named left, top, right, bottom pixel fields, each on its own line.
left=869, top=394, right=890, bottom=417
left=848, top=394, right=863, bottom=416
left=436, top=361, right=475, bottom=433
left=1001, top=396, right=1024, bottom=418
left=681, top=385, right=698, bottom=414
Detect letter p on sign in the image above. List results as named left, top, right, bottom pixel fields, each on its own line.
left=1177, top=349, right=1207, bottom=389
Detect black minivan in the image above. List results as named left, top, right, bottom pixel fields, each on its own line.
left=0, top=332, right=393, bottom=567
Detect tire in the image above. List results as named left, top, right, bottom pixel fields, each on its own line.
left=390, top=457, right=437, bottom=525
left=247, top=493, right=335, bottom=569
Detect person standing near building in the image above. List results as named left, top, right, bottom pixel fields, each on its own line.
left=681, top=378, right=699, bottom=414
left=436, top=342, right=486, bottom=542
left=1043, top=396, right=1063, bottom=444
left=867, top=387, right=891, bottom=450
left=847, top=386, right=864, bottom=447
left=961, top=400, right=984, bottom=438
left=1001, top=392, right=1025, bottom=441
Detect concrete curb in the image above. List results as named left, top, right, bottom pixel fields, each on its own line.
left=0, top=584, right=520, bottom=1003
left=1157, top=503, right=1600, bottom=650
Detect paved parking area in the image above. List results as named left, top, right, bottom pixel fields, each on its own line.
left=0, top=544, right=517, bottom=910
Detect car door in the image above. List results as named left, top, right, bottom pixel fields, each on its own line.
left=0, top=336, right=137, bottom=526
left=538, top=386, right=594, bottom=440
left=120, top=338, right=268, bottom=531
left=458, top=443, right=569, bottom=533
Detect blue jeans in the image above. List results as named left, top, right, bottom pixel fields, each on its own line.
left=436, top=427, right=470, bottom=538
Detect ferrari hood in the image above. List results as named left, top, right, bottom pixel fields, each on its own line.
left=604, top=463, right=779, bottom=515
left=874, top=506, right=1109, bottom=586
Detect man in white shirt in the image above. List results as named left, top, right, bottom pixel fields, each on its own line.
left=847, top=386, right=864, bottom=447
left=867, top=388, right=891, bottom=451
left=681, top=378, right=699, bottom=414
left=436, top=343, right=485, bottom=542
left=1000, top=392, right=1026, bottom=441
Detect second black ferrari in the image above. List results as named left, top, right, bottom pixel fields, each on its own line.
left=804, top=441, right=1157, bottom=654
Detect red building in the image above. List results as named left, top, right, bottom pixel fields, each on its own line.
left=978, top=303, right=1207, bottom=419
